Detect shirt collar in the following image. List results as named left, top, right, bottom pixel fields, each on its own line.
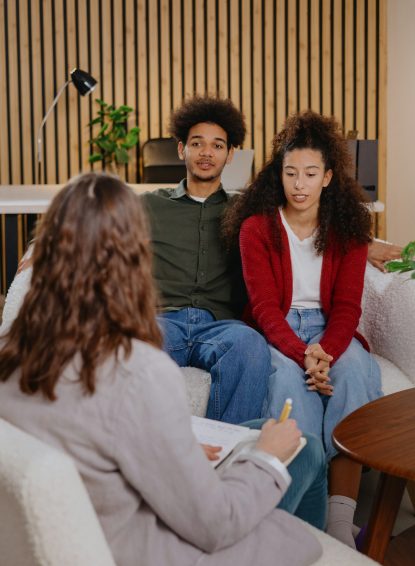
left=170, top=179, right=229, bottom=203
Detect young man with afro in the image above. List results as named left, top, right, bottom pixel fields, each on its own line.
left=141, top=96, right=270, bottom=424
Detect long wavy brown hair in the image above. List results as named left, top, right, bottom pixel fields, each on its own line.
left=0, top=173, right=162, bottom=400
left=222, top=110, right=372, bottom=253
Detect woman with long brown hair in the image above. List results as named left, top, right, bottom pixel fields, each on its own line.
left=224, top=111, right=382, bottom=549
left=0, top=173, right=327, bottom=566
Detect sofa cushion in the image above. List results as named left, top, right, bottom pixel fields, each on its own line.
left=374, top=354, right=414, bottom=396
left=181, top=367, right=211, bottom=416
left=360, top=264, right=415, bottom=386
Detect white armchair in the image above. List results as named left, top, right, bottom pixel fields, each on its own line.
left=0, top=418, right=116, bottom=566
left=0, top=417, right=378, bottom=566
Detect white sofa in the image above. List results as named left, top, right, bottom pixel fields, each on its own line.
left=183, top=263, right=415, bottom=415
left=2, top=262, right=414, bottom=565
left=2, top=256, right=414, bottom=403
left=359, top=263, right=415, bottom=394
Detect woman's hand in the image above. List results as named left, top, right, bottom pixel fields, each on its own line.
left=305, top=367, right=333, bottom=396
left=304, top=343, right=333, bottom=395
left=201, top=444, right=222, bottom=462
left=304, top=343, right=333, bottom=363
left=255, top=418, right=301, bottom=463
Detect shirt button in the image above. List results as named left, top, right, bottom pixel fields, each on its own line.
left=194, top=299, right=199, bottom=305
left=202, top=249, right=206, bottom=254
left=200, top=271, right=205, bottom=276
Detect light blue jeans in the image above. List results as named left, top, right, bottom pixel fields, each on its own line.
left=261, top=308, right=382, bottom=461
left=159, top=308, right=270, bottom=424
left=242, top=419, right=327, bottom=529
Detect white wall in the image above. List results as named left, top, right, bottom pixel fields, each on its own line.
left=386, top=0, right=415, bottom=245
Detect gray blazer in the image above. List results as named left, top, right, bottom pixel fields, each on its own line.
left=0, top=340, right=321, bottom=566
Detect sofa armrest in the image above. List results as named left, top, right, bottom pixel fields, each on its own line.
left=360, top=264, right=415, bottom=385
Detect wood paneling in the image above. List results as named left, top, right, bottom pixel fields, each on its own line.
left=0, top=0, right=387, bottom=293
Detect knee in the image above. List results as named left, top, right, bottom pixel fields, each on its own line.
left=301, top=433, right=327, bottom=473
left=225, top=325, right=269, bottom=357
left=268, top=357, right=305, bottom=386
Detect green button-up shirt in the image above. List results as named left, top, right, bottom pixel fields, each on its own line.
left=141, top=180, right=246, bottom=320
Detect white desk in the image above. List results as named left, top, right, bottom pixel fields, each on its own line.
left=0, top=184, right=176, bottom=214
left=0, top=184, right=385, bottom=214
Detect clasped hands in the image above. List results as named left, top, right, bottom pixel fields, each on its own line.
left=304, top=343, right=333, bottom=396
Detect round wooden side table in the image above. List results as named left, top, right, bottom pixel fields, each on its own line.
left=332, top=389, right=415, bottom=564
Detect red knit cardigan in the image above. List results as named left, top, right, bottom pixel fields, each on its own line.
left=239, top=212, right=369, bottom=369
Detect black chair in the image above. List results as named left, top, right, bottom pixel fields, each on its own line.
left=142, top=137, right=186, bottom=183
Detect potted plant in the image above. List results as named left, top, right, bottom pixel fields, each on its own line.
left=88, top=99, right=140, bottom=174
left=385, top=240, right=415, bottom=279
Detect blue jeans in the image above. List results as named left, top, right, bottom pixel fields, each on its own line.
left=243, top=419, right=327, bottom=529
left=159, top=308, right=270, bottom=424
left=262, top=309, right=382, bottom=460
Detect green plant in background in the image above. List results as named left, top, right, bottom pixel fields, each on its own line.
left=88, top=99, right=140, bottom=168
left=385, top=240, right=415, bottom=279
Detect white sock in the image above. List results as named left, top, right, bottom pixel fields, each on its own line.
left=326, top=495, right=357, bottom=549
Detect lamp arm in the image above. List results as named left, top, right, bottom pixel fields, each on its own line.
left=37, top=79, right=71, bottom=183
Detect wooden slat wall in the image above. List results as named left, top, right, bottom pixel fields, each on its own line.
left=0, top=0, right=386, bottom=293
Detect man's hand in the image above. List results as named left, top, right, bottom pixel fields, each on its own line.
left=368, top=240, right=403, bottom=272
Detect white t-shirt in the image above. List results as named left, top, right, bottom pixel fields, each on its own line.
left=280, top=209, right=322, bottom=309
left=188, top=194, right=206, bottom=203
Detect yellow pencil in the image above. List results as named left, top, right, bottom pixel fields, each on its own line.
left=278, top=398, right=293, bottom=422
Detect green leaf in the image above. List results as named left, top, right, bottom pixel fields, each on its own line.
left=385, top=247, right=415, bottom=279
left=87, top=116, right=103, bottom=126
left=109, top=109, right=123, bottom=120
left=121, top=130, right=139, bottom=148
left=117, top=126, right=127, bottom=139
left=95, top=99, right=108, bottom=107
left=385, top=260, right=405, bottom=272
left=97, top=139, right=116, bottom=153
left=118, top=105, right=133, bottom=113
left=115, top=147, right=129, bottom=164
left=88, top=153, right=103, bottom=163
left=98, top=123, right=109, bottom=136
left=402, top=241, right=415, bottom=261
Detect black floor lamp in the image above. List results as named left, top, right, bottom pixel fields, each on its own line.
left=37, top=68, right=97, bottom=183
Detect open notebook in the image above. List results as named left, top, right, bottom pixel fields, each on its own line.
left=192, top=416, right=306, bottom=470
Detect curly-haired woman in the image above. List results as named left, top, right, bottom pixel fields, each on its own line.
left=223, top=111, right=382, bottom=548
left=0, top=173, right=329, bottom=566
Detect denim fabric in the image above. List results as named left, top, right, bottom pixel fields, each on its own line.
left=242, top=418, right=327, bottom=530
left=159, top=308, right=270, bottom=424
left=262, top=308, right=382, bottom=461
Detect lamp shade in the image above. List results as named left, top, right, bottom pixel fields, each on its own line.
left=70, top=68, right=97, bottom=96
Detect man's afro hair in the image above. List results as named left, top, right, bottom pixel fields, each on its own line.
left=169, top=95, right=246, bottom=148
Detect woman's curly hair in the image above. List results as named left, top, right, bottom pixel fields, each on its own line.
left=0, top=173, right=162, bottom=400
left=170, top=95, right=246, bottom=148
left=223, top=110, right=372, bottom=253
